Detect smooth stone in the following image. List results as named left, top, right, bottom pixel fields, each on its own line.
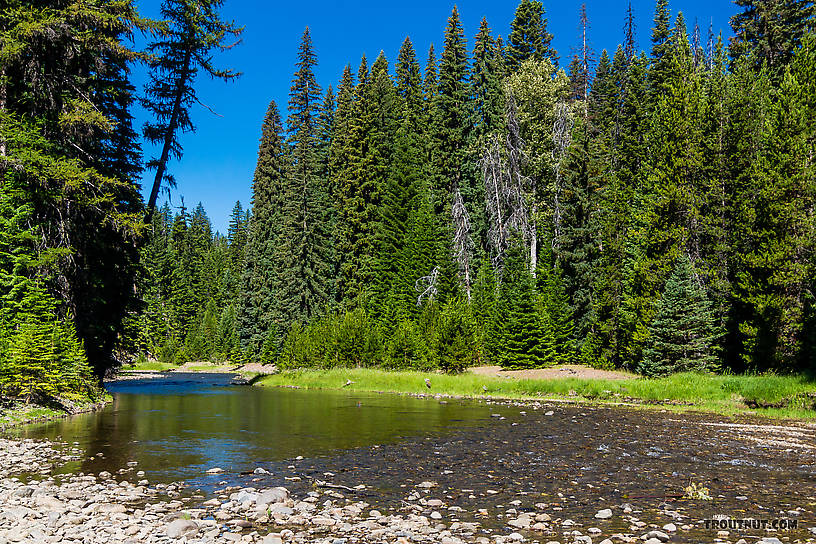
left=760, top=539, right=784, bottom=544
left=644, top=539, right=662, bottom=544
left=595, top=509, right=613, bottom=519
left=96, top=503, right=127, bottom=514
left=261, top=537, right=283, bottom=544
left=430, top=511, right=443, bottom=520
left=662, top=523, right=676, bottom=532
left=166, top=518, right=199, bottom=538
left=508, top=533, right=525, bottom=542
left=600, top=540, right=613, bottom=544
left=644, top=530, right=670, bottom=542
left=206, top=467, right=224, bottom=474
left=257, top=487, right=289, bottom=506
left=574, top=537, right=592, bottom=544
left=509, top=515, right=532, bottom=529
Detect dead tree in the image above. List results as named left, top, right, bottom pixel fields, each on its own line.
left=415, top=266, right=439, bottom=307
left=482, top=93, right=534, bottom=277
left=451, top=187, right=474, bottom=300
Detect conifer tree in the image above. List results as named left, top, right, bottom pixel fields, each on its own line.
left=227, top=201, right=249, bottom=270
left=338, top=53, right=398, bottom=307
left=275, top=27, right=332, bottom=325
left=640, top=256, right=721, bottom=376
left=505, top=0, right=559, bottom=72
left=142, top=0, right=243, bottom=219
left=493, top=245, right=553, bottom=368
left=434, top=6, right=479, bottom=297
left=471, top=18, right=504, bottom=143
left=396, top=37, right=424, bottom=134
left=730, top=0, right=815, bottom=76
left=237, top=100, right=286, bottom=355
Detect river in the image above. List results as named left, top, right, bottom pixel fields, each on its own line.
left=7, top=373, right=816, bottom=543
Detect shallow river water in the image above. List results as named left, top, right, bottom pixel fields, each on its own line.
left=10, top=373, right=816, bottom=542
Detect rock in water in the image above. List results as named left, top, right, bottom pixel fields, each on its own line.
left=166, top=519, right=199, bottom=538
left=595, top=508, right=613, bottom=519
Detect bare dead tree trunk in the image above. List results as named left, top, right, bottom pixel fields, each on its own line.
left=451, top=187, right=473, bottom=300
left=146, top=47, right=192, bottom=222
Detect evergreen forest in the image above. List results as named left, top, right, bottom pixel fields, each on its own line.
left=2, top=0, right=816, bottom=404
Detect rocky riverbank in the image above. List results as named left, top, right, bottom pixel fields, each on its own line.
left=3, top=415, right=816, bottom=544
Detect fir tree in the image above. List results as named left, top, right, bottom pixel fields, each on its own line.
left=275, top=27, right=332, bottom=325
left=505, top=0, right=559, bottom=72
left=730, top=0, right=816, bottom=76
left=142, top=0, right=243, bottom=219
left=470, top=17, right=504, bottom=143
left=640, top=256, right=721, bottom=376
left=237, top=100, right=286, bottom=356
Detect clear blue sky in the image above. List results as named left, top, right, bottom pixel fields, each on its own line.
left=132, top=0, right=739, bottom=234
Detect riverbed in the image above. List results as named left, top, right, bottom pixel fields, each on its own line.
left=2, top=373, right=815, bottom=544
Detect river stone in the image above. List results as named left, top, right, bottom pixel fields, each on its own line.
left=599, top=540, right=613, bottom=544
left=509, top=515, right=532, bottom=529
left=257, top=487, right=289, bottom=506
left=96, top=503, right=127, bottom=514
left=34, top=495, right=65, bottom=510
left=760, top=539, right=784, bottom=544
left=235, top=490, right=259, bottom=504
left=262, top=536, right=283, bottom=544
left=536, top=513, right=552, bottom=522
left=574, top=537, right=592, bottom=544
left=430, top=511, right=443, bottom=520
left=508, top=533, right=525, bottom=542
left=644, top=539, right=662, bottom=544
left=662, top=523, right=677, bottom=532
left=11, top=486, right=34, bottom=498
left=268, top=504, right=294, bottom=516
left=595, top=509, right=612, bottom=519
left=206, top=467, right=224, bottom=474
left=644, top=530, right=670, bottom=542
left=166, top=518, right=199, bottom=538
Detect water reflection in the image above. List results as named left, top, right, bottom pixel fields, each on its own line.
left=13, top=373, right=497, bottom=488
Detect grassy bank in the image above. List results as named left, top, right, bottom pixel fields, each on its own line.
left=258, top=368, right=816, bottom=420
left=0, top=394, right=111, bottom=430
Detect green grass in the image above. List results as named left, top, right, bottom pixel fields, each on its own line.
left=258, top=368, right=816, bottom=420
left=0, top=394, right=112, bottom=429
left=122, top=360, right=177, bottom=372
